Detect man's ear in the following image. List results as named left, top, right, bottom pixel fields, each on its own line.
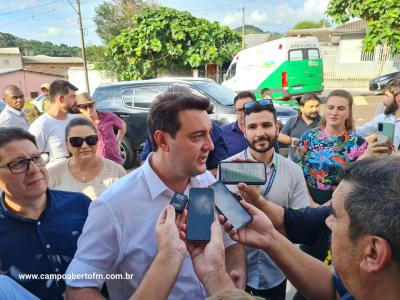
left=153, top=130, right=169, bottom=152
left=56, top=94, right=64, bottom=104
left=395, top=93, right=400, bottom=104
left=359, top=236, right=392, bottom=274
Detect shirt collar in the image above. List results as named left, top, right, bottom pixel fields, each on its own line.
left=143, top=154, right=171, bottom=200
left=143, top=154, right=208, bottom=200
left=5, top=105, right=24, bottom=116
left=232, top=121, right=242, bottom=133
left=244, top=148, right=278, bottom=168
left=0, top=190, right=51, bottom=222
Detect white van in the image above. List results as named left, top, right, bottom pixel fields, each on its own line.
left=223, top=37, right=323, bottom=102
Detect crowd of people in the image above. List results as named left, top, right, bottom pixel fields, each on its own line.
left=0, top=77, right=399, bottom=300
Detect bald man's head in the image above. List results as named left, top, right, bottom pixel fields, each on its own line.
left=3, top=85, right=24, bottom=111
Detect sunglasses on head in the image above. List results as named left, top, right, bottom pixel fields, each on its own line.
left=243, top=99, right=274, bottom=113
left=78, top=103, right=94, bottom=110
left=68, top=135, right=98, bottom=147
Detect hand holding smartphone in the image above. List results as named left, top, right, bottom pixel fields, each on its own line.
left=377, top=121, right=395, bottom=144
left=211, top=181, right=252, bottom=229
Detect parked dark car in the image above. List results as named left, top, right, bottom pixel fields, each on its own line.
left=92, top=77, right=297, bottom=168
left=369, top=71, right=400, bottom=92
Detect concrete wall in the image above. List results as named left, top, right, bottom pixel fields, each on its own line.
left=68, top=67, right=117, bottom=94
left=0, top=54, right=22, bottom=69
left=0, top=71, right=62, bottom=99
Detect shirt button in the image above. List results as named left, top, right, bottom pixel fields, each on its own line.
left=55, top=268, right=59, bottom=272
left=37, top=221, right=41, bottom=225
left=46, top=244, right=51, bottom=249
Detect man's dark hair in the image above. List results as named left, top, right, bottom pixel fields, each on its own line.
left=260, top=88, right=271, bottom=98
left=299, top=93, right=321, bottom=105
left=0, top=128, right=37, bottom=162
left=147, top=92, right=210, bottom=151
left=49, top=80, right=78, bottom=103
left=340, top=157, right=400, bottom=263
left=234, top=91, right=256, bottom=105
left=65, top=117, right=97, bottom=139
left=243, top=102, right=277, bottom=123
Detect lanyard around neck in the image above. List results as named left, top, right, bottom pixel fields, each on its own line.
left=243, top=149, right=278, bottom=196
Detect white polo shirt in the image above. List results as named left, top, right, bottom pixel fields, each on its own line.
left=0, top=105, right=29, bottom=130
left=66, top=155, right=236, bottom=300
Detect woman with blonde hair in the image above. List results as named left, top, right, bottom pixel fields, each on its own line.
left=293, top=89, right=367, bottom=205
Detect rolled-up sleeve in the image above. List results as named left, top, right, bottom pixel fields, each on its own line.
left=65, top=200, right=122, bottom=289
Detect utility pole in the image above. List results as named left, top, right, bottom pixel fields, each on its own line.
left=76, top=0, right=90, bottom=94
left=241, top=6, right=245, bottom=50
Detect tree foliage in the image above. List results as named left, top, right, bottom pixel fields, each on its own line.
left=94, top=0, right=157, bottom=44
left=326, top=0, right=400, bottom=54
left=0, top=32, right=80, bottom=56
left=292, top=19, right=331, bottom=30
left=103, top=6, right=241, bottom=80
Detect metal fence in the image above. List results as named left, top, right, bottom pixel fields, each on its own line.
left=320, top=45, right=400, bottom=80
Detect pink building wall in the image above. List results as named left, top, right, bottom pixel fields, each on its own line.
left=0, top=71, right=63, bottom=99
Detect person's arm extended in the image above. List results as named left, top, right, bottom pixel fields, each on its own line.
left=265, top=229, right=337, bottom=300
left=221, top=201, right=337, bottom=300
left=278, top=133, right=292, bottom=144
left=131, top=205, right=186, bottom=300
left=224, top=243, right=247, bottom=289
left=237, top=183, right=286, bottom=235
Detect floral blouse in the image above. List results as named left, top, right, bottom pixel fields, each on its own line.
left=293, top=127, right=367, bottom=191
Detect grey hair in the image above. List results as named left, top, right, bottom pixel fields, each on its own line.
left=340, top=156, right=400, bottom=263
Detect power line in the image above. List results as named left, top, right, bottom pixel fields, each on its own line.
left=0, top=4, right=67, bottom=28
left=0, top=0, right=64, bottom=16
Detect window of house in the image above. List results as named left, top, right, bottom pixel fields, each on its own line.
left=31, top=92, right=38, bottom=98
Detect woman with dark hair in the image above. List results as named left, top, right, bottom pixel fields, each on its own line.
left=48, top=118, right=126, bottom=200
left=293, top=90, right=367, bottom=205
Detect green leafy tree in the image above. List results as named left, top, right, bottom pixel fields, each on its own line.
left=103, top=6, right=241, bottom=80
left=326, top=0, right=400, bottom=54
left=94, top=0, right=157, bottom=44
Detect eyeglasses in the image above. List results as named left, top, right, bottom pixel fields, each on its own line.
left=243, top=99, right=274, bottom=114
left=0, top=152, right=49, bottom=174
left=68, top=135, right=98, bottom=147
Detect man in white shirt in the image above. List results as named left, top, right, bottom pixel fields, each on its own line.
left=65, top=91, right=246, bottom=300
left=0, top=85, right=29, bottom=130
left=357, top=80, right=400, bottom=149
left=29, top=80, right=78, bottom=165
left=224, top=99, right=309, bottom=300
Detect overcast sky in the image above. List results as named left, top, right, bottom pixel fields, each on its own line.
left=0, top=0, right=330, bottom=47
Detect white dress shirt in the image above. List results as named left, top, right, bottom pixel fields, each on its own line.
left=0, top=105, right=29, bottom=130
left=356, top=113, right=400, bottom=149
left=66, top=155, right=236, bottom=300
